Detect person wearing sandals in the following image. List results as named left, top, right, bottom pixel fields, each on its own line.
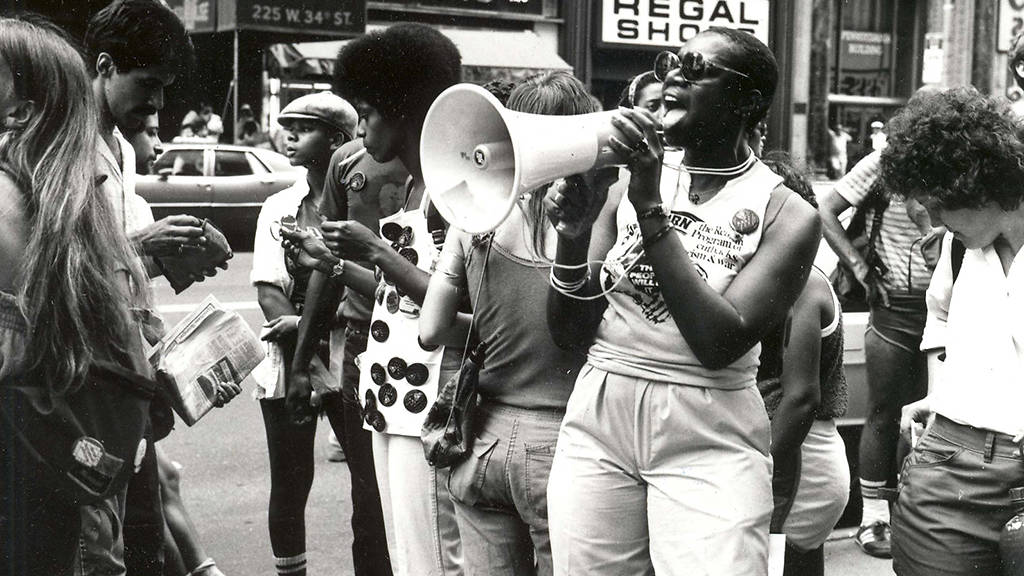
left=757, top=153, right=851, bottom=576
left=817, top=87, right=942, bottom=560
left=420, top=71, right=615, bottom=576
left=284, top=24, right=464, bottom=576
left=0, top=14, right=151, bottom=575
left=543, top=28, right=821, bottom=575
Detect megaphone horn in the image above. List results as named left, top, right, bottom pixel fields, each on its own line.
left=421, top=83, right=629, bottom=235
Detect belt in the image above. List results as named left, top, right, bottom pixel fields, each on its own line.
left=932, top=414, right=1024, bottom=462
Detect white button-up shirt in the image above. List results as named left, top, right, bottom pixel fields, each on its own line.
left=920, top=233, right=1024, bottom=438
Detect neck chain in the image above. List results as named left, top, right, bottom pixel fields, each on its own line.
left=684, top=150, right=757, bottom=204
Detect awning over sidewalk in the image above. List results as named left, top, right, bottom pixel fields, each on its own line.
left=270, top=27, right=572, bottom=83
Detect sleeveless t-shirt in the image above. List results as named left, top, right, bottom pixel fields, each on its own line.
left=756, top=266, right=849, bottom=420
left=588, top=151, right=783, bottom=389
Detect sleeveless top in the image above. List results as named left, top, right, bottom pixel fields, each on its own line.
left=465, top=238, right=584, bottom=411
left=756, top=266, right=848, bottom=420
left=588, top=151, right=782, bottom=389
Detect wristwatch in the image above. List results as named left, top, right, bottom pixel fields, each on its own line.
left=317, top=258, right=345, bottom=279
left=329, top=259, right=345, bottom=279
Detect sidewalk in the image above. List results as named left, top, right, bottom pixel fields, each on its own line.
left=825, top=527, right=896, bottom=576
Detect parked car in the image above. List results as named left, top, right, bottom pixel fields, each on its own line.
left=136, top=144, right=305, bottom=248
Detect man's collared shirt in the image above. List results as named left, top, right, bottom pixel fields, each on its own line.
left=921, top=233, right=1024, bottom=438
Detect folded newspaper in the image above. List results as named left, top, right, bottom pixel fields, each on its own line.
left=150, top=295, right=263, bottom=426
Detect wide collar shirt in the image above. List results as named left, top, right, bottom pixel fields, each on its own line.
left=920, top=232, right=1024, bottom=438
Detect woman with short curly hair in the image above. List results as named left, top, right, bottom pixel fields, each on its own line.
left=879, top=87, right=1024, bottom=576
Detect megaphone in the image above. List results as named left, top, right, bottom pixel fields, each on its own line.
left=421, top=83, right=629, bottom=235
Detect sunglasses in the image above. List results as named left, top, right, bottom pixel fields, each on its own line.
left=654, top=50, right=751, bottom=83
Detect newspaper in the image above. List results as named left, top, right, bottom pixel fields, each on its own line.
left=150, top=295, right=263, bottom=426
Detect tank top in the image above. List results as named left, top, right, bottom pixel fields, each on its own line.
left=465, top=238, right=585, bottom=411
left=756, top=267, right=848, bottom=420
left=588, top=151, right=782, bottom=389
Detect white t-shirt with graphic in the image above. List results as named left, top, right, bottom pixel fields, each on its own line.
left=588, top=151, right=782, bottom=389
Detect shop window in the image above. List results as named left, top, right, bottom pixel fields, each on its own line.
left=832, top=0, right=897, bottom=98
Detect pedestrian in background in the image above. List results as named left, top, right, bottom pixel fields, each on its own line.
left=817, top=89, right=941, bottom=560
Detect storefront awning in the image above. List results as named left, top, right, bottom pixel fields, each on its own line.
left=272, top=27, right=572, bottom=83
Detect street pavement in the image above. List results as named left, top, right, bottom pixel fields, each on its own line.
left=153, top=252, right=895, bottom=576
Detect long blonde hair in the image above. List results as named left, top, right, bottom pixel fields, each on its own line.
left=505, top=72, right=600, bottom=257
left=0, top=15, right=144, bottom=395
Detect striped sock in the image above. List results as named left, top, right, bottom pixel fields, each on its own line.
left=860, top=478, right=890, bottom=525
left=275, top=553, right=307, bottom=576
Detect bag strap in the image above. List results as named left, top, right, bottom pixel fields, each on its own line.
left=440, top=234, right=493, bottom=433
left=951, top=237, right=966, bottom=284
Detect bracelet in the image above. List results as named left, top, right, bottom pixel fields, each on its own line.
left=635, top=204, right=669, bottom=221
left=549, top=266, right=591, bottom=293
left=188, top=558, right=216, bottom=576
left=642, top=224, right=674, bottom=250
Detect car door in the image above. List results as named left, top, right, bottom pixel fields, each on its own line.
left=208, top=149, right=273, bottom=242
left=138, top=147, right=212, bottom=221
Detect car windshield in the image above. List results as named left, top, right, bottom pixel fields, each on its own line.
left=256, top=150, right=300, bottom=173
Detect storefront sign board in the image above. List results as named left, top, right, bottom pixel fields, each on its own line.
left=1000, top=0, right=1024, bottom=52
left=600, top=0, right=770, bottom=48
left=217, top=0, right=366, bottom=36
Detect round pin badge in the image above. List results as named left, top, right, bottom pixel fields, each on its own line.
left=730, top=208, right=760, bottom=235
left=349, top=172, right=366, bottom=192
left=404, top=390, right=428, bottom=413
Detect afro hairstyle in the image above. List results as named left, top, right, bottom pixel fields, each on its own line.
left=879, top=86, right=1024, bottom=212
left=332, top=24, right=461, bottom=127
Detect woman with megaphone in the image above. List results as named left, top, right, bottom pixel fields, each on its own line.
left=543, top=28, right=822, bottom=576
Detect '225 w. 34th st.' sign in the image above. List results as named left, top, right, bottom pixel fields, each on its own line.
left=601, top=0, right=770, bottom=48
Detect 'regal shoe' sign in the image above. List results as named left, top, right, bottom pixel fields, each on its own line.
left=600, top=0, right=770, bottom=48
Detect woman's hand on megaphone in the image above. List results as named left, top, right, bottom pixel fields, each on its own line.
left=608, top=107, right=664, bottom=210
left=321, top=220, right=386, bottom=262
left=544, top=169, right=616, bottom=240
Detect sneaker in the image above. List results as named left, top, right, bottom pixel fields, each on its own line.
left=856, top=521, right=893, bottom=559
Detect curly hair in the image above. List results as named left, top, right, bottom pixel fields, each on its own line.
left=332, top=24, right=461, bottom=127
left=878, top=87, right=1024, bottom=211
left=481, top=79, right=517, bottom=107
left=761, top=151, right=817, bottom=209
left=85, top=0, right=194, bottom=76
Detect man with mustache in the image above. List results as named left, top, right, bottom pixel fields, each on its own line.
left=83, top=2, right=230, bottom=575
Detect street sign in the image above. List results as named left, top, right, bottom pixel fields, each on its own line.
left=218, top=0, right=367, bottom=36
left=1000, top=0, right=1024, bottom=52
left=600, top=0, right=770, bottom=48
